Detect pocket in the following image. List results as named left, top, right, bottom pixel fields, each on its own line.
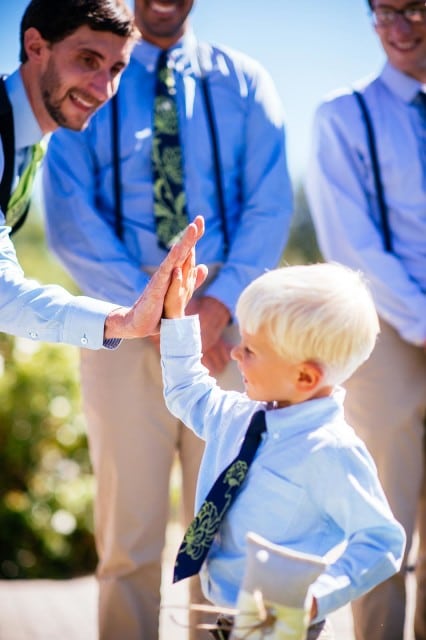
left=235, top=466, right=307, bottom=542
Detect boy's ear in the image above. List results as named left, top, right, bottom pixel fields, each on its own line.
left=23, top=28, right=48, bottom=64
left=296, top=361, right=324, bottom=391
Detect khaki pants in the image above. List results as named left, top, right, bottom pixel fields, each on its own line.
left=81, top=322, right=242, bottom=640
left=345, top=320, right=426, bottom=640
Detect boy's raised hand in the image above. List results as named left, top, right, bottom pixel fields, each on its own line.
left=104, top=216, right=207, bottom=338
left=164, top=248, right=208, bottom=319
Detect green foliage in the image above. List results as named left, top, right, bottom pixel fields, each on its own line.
left=0, top=210, right=96, bottom=579
left=283, top=183, right=323, bottom=266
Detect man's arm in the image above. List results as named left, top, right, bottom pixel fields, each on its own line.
left=0, top=215, right=205, bottom=346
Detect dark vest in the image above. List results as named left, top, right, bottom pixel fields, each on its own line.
left=0, top=76, right=15, bottom=216
left=0, top=75, right=30, bottom=234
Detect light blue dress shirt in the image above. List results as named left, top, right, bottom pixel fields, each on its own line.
left=0, top=70, right=117, bottom=348
left=42, top=29, right=292, bottom=313
left=160, top=316, right=405, bottom=623
left=306, top=62, right=426, bottom=346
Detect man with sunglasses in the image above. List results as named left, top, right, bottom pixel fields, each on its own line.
left=305, top=1, right=426, bottom=639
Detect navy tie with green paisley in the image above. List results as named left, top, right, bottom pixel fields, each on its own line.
left=173, top=410, right=266, bottom=583
left=152, top=50, right=189, bottom=249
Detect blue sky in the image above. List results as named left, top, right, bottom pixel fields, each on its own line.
left=0, top=1, right=385, bottom=181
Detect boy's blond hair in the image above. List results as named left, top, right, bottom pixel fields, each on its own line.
left=235, top=262, right=380, bottom=386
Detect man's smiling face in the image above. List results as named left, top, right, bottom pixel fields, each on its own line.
left=372, top=1, right=426, bottom=80
left=39, top=25, right=133, bottom=131
left=134, top=0, right=194, bottom=48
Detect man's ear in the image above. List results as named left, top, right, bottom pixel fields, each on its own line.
left=23, top=27, right=48, bottom=64
left=296, top=361, right=324, bottom=391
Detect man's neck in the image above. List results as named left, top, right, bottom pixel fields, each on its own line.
left=20, top=63, right=57, bottom=135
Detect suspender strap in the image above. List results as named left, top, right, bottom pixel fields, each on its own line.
left=198, top=66, right=229, bottom=257
left=111, top=92, right=124, bottom=240
left=353, top=90, right=393, bottom=253
left=0, top=76, right=15, bottom=217
left=196, top=43, right=229, bottom=257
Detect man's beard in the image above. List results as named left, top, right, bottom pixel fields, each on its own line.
left=40, top=61, right=98, bottom=131
left=42, top=89, right=72, bottom=129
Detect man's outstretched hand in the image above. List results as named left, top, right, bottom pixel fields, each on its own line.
left=104, top=216, right=207, bottom=339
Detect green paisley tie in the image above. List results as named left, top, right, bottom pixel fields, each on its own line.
left=173, top=410, right=266, bottom=583
left=7, top=142, right=45, bottom=231
left=152, top=50, right=189, bottom=249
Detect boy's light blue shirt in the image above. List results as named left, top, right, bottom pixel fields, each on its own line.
left=0, top=71, right=119, bottom=348
left=160, top=315, right=406, bottom=622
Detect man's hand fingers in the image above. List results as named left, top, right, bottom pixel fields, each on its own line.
left=167, top=215, right=205, bottom=267
left=193, top=215, right=205, bottom=240
left=195, top=264, right=208, bottom=290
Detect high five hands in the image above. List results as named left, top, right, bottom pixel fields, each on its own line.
left=163, top=230, right=209, bottom=320
left=104, top=215, right=208, bottom=339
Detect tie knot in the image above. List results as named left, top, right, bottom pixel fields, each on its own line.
left=156, top=49, right=169, bottom=72
left=155, top=50, right=175, bottom=94
left=246, top=410, right=267, bottom=439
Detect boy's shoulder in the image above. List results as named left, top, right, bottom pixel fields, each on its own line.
left=304, top=418, right=377, bottom=483
left=302, top=415, right=369, bottom=465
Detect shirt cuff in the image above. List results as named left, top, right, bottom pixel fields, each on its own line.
left=102, top=337, right=122, bottom=350
left=160, top=315, right=201, bottom=356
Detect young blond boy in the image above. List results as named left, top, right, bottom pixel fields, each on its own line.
left=160, top=260, right=406, bottom=639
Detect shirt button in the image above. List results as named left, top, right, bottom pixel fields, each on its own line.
left=29, top=331, right=38, bottom=339
left=80, top=336, right=88, bottom=346
left=273, top=433, right=279, bottom=440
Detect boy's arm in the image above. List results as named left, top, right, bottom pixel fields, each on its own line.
left=161, top=242, right=224, bottom=438
left=160, top=314, right=237, bottom=441
left=308, top=447, right=406, bottom=622
left=160, top=251, right=244, bottom=439
left=163, top=247, right=209, bottom=320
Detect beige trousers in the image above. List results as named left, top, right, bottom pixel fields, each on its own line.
left=80, top=321, right=242, bottom=640
left=344, top=320, right=426, bottom=640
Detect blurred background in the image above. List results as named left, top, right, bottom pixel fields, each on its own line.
left=0, top=0, right=385, bottom=580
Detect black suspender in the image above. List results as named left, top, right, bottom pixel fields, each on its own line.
left=111, top=91, right=124, bottom=240
left=0, top=76, right=15, bottom=217
left=353, top=90, right=393, bottom=253
left=110, top=43, right=229, bottom=256
left=0, top=75, right=33, bottom=235
left=196, top=45, right=229, bottom=256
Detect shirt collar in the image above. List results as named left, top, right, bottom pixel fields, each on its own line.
left=5, top=68, right=43, bottom=152
left=131, top=26, right=199, bottom=74
left=380, top=61, right=425, bottom=104
left=264, top=387, right=345, bottom=439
